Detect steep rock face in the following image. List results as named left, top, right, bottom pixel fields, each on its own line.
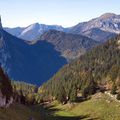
left=0, top=67, right=13, bottom=108
left=19, top=23, right=40, bottom=40
left=0, top=17, right=2, bottom=29
left=0, top=90, right=6, bottom=107
left=0, top=17, right=10, bottom=71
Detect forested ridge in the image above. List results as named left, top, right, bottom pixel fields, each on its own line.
left=39, top=35, right=120, bottom=103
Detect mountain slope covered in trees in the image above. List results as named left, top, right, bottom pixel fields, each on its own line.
left=40, top=35, right=120, bottom=102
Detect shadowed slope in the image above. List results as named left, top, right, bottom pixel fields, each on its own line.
left=0, top=30, right=67, bottom=85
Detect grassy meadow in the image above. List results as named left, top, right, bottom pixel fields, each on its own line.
left=1, top=93, right=120, bottom=120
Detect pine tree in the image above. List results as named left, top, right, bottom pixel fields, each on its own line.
left=55, top=84, right=66, bottom=104
left=82, top=87, right=88, bottom=98
left=117, top=93, right=120, bottom=100
left=111, top=83, right=117, bottom=95
left=26, top=93, right=35, bottom=105
left=19, top=90, right=26, bottom=104
left=69, top=85, right=77, bottom=102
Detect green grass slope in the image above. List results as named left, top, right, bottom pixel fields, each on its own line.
left=1, top=92, right=120, bottom=120
left=35, top=93, right=120, bottom=120
left=0, top=104, right=41, bottom=120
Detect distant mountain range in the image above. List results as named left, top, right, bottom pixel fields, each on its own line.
left=68, top=13, right=118, bottom=42
left=4, top=23, right=64, bottom=41
left=4, top=13, right=119, bottom=42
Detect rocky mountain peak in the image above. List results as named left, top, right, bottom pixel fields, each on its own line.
left=99, top=13, right=117, bottom=19
left=0, top=15, right=2, bottom=29
left=0, top=15, right=3, bottom=39
left=23, top=23, right=40, bottom=33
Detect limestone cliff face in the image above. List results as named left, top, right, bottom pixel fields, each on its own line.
left=0, top=90, right=7, bottom=107
left=0, top=17, right=10, bottom=72
left=0, top=68, right=13, bottom=108
left=0, top=16, right=3, bottom=46
left=0, top=16, right=2, bottom=28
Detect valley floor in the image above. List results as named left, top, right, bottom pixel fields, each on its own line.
left=1, top=92, right=120, bottom=120
left=33, top=92, right=120, bottom=120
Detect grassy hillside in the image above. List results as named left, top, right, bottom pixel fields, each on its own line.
left=0, top=104, right=41, bottom=120
left=38, top=93, right=120, bottom=120
left=1, top=92, right=120, bottom=120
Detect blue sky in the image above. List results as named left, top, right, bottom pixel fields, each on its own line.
left=0, top=0, right=120, bottom=27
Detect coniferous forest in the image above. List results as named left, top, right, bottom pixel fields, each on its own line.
left=40, top=36, right=120, bottom=103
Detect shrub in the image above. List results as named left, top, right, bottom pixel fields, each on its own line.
left=69, top=86, right=77, bottom=102
left=111, top=84, right=117, bottom=95
left=82, top=87, right=89, bottom=98
left=117, top=93, right=120, bottom=100
left=26, top=93, right=35, bottom=105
